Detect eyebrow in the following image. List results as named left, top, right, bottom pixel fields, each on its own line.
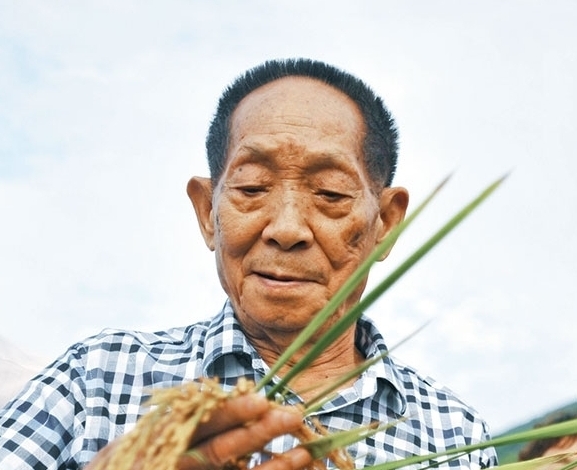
left=234, top=146, right=275, bottom=169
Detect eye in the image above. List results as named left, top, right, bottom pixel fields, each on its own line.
left=238, top=186, right=267, bottom=196
left=317, top=189, right=349, bottom=202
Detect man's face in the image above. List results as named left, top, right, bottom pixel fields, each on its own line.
left=190, top=77, right=407, bottom=338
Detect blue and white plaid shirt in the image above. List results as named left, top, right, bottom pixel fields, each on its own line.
left=0, top=300, right=497, bottom=469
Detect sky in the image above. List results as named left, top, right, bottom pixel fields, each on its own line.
left=1, top=0, right=576, bottom=434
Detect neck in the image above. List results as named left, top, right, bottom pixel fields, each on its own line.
left=248, top=326, right=364, bottom=401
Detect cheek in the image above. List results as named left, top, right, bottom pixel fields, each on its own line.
left=348, top=210, right=379, bottom=248
left=320, top=213, right=378, bottom=267
left=213, top=212, right=254, bottom=297
left=213, top=207, right=262, bottom=259
left=346, top=205, right=379, bottom=246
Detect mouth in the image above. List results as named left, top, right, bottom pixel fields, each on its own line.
left=249, top=260, right=324, bottom=285
left=254, top=271, right=305, bottom=283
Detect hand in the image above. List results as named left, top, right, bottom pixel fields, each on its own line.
left=180, top=393, right=312, bottom=470
left=86, top=393, right=313, bottom=470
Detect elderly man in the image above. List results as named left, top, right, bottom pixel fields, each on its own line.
left=0, top=59, right=497, bottom=469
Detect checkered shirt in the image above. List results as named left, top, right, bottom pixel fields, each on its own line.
left=0, top=300, right=497, bottom=469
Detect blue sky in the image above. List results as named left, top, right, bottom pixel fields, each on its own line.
left=1, top=0, right=576, bottom=433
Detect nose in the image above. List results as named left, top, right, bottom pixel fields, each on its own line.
left=261, top=190, right=314, bottom=250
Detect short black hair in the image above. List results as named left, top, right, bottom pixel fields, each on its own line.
left=206, top=58, right=399, bottom=188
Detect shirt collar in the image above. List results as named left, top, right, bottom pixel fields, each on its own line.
left=200, top=300, right=407, bottom=415
left=201, top=300, right=260, bottom=377
left=355, top=315, right=407, bottom=415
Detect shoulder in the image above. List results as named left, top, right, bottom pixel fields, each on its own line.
left=389, top=356, right=497, bottom=465
left=380, top=355, right=497, bottom=466
left=76, top=319, right=212, bottom=355
left=392, top=355, right=487, bottom=429
left=393, top=357, right=466, bottom=403
left=4, top=319, right=213, bottom=397
left=357, top=316, right=486, bottom=427
left=5, top=318, right=216, bottom=402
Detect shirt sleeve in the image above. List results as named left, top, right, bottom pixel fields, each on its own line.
left=0, top=345, right=88, bottom=470
left=461, top=408, right=499, bottom=468
left=477, top=420, right=499, bottom=468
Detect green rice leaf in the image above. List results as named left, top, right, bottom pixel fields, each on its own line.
left=302, top=419, right=405, bottom=460
left=365, top=418, right=577, bottom=470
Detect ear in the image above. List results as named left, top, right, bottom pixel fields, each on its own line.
left=186, top=176, right=216, bottom=251
left=376, top=186, right=409, bottom=261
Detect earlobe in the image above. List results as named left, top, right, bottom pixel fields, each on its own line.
left=186, top=176, right=216, bottom=251
left=376, top=186, right=410, bottom=261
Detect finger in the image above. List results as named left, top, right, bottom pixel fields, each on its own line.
left=178, top=407, right=304, bottom=470
left=255, top=447, right=313, bottom=470
left=191, top=393, right=270, bottom=444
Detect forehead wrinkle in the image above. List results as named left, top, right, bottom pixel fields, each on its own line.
left=236, top=142, right=362, bottom=172
left=270, top=113, right=315, bottom=128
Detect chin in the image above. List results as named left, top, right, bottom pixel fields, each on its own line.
left=239, top=301, right=320, bottom=330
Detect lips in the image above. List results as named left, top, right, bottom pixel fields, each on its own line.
left=254, top=270, right=308, bottom=282
left=249, top=262, right=324, bottom=284
left=247, top=255, right=326, bottom=284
